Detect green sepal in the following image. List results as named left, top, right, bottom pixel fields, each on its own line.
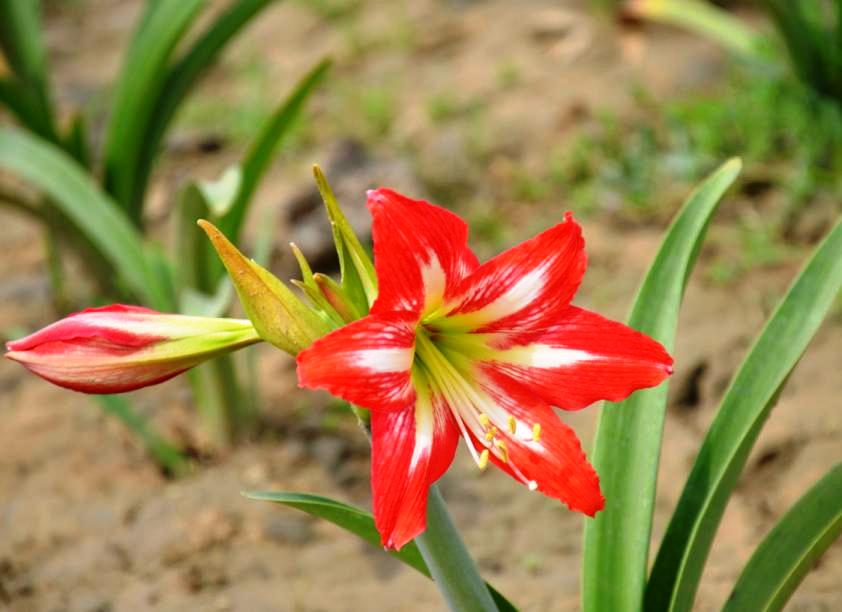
left=199, top=219, right=330, bottom=354
left=291, top=279, right=345, bottom=329
left=312, top=165, right=377, bottom=313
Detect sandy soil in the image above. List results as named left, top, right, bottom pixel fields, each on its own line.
left=1, top=1, right=840, bottom=611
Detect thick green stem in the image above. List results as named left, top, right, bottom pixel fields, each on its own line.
left=414, top=485, right=500, bottom=612
left=189, top=353, right=245, bottom=448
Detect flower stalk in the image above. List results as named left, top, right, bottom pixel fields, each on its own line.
left=414, top=485, right=500, bottom=612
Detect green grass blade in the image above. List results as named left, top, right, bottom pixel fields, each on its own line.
left=0, top=127, right=168, bottom=308
left=245, top=491, right=517, bottom=612
left=102, top=0, right=203, bottom=223
left=175, top=183, right=215, bottom=294
left=645, top=219, right=842, bottom=612
left=0, top=0, right=47, bottom=88
left=631, top=0, right=760, bottom=58
left=62, top=112, right=91, bottom=169
left=131, top=0, right=275, bottom=213
left=0, top=0, right=58, bottom=142
left=218, top=58, right=331, bottom=241
left=581, top=159, right=742, bottom=612
left=96, top=395, right=190, bottom=478
left=723, top=464, right=842, bottom=612
left=0, top=77, right=53, bottom=138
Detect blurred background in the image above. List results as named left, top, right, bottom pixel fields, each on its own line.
left=0, top=0, right=839, bottom=610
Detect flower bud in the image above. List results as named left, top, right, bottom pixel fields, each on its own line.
left=5, top=304, right=260, bottom=393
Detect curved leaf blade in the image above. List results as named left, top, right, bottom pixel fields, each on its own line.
left=245, top=491, right=517, bottom=612
left=102, top=0, right=203, bottom=222
left=219, top=58, right=332, bottom=240
left=723, top=464, right=842, bottom=612
left=132, top=0, right=275, bottom=213
left=646, top=219, right=842, bottom=612
left=581, top=159, right=742, bottom=612
left=0, top=127, right=168, bottom=308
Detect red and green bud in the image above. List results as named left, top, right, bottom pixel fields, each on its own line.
left=5, top=304, right=260, bottom=394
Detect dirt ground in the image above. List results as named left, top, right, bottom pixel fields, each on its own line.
left=1, top=1, right=840, bottom=611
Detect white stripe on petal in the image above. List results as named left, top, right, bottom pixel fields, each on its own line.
left=410, top=391, right=435, bottom=470
left=527, top=345, right=595, bottom=368
left=461, top=262, right=550, bottom=324
left=355, top=348, right=414, bottom=373
left=421, top=251, right=447, bottom=314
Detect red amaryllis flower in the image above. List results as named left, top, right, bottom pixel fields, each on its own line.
left=6, top=304, right=260, bottom=393
left=297, top=189, right=673, bottom=550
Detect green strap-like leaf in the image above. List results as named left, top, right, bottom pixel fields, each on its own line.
left=0, top=0, right=45, bottom=81
left=581, top=159, right=742, bottom=612
left=723, top=464, right=842, bottom=612
left=102, top=0, right=203, bottom=223
left=631, top=0, right=761, bottom=59
left=219, top=58, right=332, bottom=241
left=0, top=127, right=168, bottom=309
left=0, top=0, right=58, bottom=142
left=131, top=0, right=275, bottom=215
left=245, top=491, right=517, bottom=612
left=645, top=219, right=842, bottom=612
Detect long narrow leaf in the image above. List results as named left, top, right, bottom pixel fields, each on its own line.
left=132, top=0, right=275, bottom=214
left=0, top=127, right=168, bottom=308
left=0, top=0, right=57, bottom=142
left=102, top=0, right=203, bottom=223
left=645, top=219, right=842, bottom=612
left=245, top=491, right=517, bottom=612
left=0, top=0, right=47, bottom=87
left=630, top=0, right=761, bottom=58
left=723, top=464, right=842, bottom=612
left=581, top=159, right=742, bottom=612
left=0, top=77, right=54, bottom=138
left=218, top=58, right=331, bottom=241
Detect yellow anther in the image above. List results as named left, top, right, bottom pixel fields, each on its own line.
left=494, top=439, right=509, bottom=463
left=478, top=449, right=490, bottom=470
left=507, top=415, right=517, bottom=435
left=479, top=413, right=490, bottom=428
left=532, top=423, right=542, bottom=442
left=484, top=426, right=499, bottom=442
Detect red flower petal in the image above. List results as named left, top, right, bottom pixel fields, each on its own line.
left=443, top=212, right=586, bottom=333
left=367, top=189, right=479, bottom=316
left=371, top=391, right=459, bottom=550
left=7, top=304, right=163, bottom=351
left=296, top=312, right=419, bottom=411
left=486, top=306, right=673, bottom=410
left=475, top=367, right=604, bottom=515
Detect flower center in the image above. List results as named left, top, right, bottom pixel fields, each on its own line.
left=413, top=325, right=541, bottom=489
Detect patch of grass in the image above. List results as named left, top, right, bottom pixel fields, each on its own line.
left=426, top=92, right=485, bottom=125
left=176, top=53, right=273, bottom=144
left=495, top=60, right=522, bottom=90
left=360, top=87, right=396, bottom=138
left=706, top=212, right=791, bottom=285
left=556, top=64, right=842, bottom=227
left=328, top=80, right=397, bottom=142
left=293, top=0, right=361, bottom=22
